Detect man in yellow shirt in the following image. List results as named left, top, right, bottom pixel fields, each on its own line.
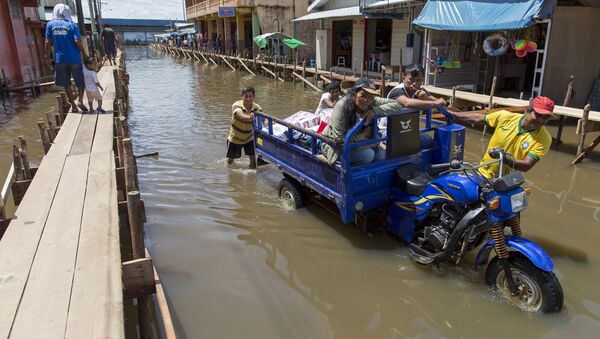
left=447, top=96, right=556, bottom=178
left=226, top=87, right=262, bottom=168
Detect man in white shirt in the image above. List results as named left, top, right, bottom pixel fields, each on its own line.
left=379, top=64, right=446, bottom=133
left=314, top=81, right=341, bottom=124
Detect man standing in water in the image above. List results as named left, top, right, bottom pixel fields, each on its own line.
left=45, top=3, right=88, bottom=112
left=447, top=96, right=556, bottom=177
left=226, top=87, right=262, bottom=169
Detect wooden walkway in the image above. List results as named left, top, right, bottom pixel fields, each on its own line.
left=156, top=45, right=600, bottom=123
left=0, top=61, right=123, bottom=338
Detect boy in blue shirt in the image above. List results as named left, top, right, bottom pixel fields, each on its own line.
left=44, top=4, right=89, bottom=112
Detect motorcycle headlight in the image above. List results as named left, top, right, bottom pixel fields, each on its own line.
left=510, top=191, right=527, bottom=212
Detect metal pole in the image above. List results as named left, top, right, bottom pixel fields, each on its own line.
left=95, top=0, right=103, bottom=32
left=74, top=0, right=87, bottom=36
left=87, top=0, right=98, bottom=54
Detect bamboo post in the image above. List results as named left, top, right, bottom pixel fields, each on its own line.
left=56, top=95, right=64, bottom=123
left=122, top=138, right=137, bottom=193
left=576, top=104, right=591, bottom=155
left=450, top=86, right=457, bottom=107
left=302, top=59, right=307, bottom=88
left=121, top=117, right=130, bottom=139
left=27, top=68, right=35, bottom=96
left=114, top=117, right=125, bottom=168
left=0, top=193, right=5, bottom=220
left=556, top=75, right=575, bottom=143
left=293, top=58, right=297, bottom=84
left=12, top=146, right=25, bottom=182
left=127, top=190, right=145, bottom=259
left=18, top=136, right=31, bottom=180
left=60, top=92, right=69, bottom=119
left=380, top=68, right=386, bottom=97
left=36, top=120, right=51, bottom=154
left=237, top=57, right=255, bottom=76
left=573, top=134, right=600, bottom=165
left=360, top=61, right=364, bottom=78
left=292, top=73, right=322, bottom=93
left=220, top=55, right=236, bottom=70
left=113, top=69, right=122, bottom=100
left=45, top=112, right=57, bottom=140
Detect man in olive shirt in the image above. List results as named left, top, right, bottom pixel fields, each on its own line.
left=321, top=78, right=404, bottom=166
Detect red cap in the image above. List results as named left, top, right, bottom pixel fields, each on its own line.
left=531, top=96, right=555, bottom=115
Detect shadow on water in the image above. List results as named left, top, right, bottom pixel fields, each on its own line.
left=126, top=46, right=600, bottom=339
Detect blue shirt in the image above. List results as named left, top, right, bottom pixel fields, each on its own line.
left=45, top=19, right=82, bottom=64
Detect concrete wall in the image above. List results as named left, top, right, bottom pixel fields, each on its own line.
left=390, top=18, right=409, bottom=66
left=352, top=18, right=365, bottom=70
left=543, top=6, right=600, bottom=108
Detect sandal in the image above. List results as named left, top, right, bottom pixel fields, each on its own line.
left=70, top=102, right=79, bottom=113
left=77, top=102, right=88, bottom=112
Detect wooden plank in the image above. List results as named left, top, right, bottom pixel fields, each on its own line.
left=65, top=151, right=123, bottom=339
left=153, top=262, right=177, bottom=339
left=0, top=155, right=66, bottom=339
left=8, top=154, right=89, bottom=339
left=47, top=113, right=82, bottom=156
left=91, top=113, right=115, bottom=153
left=69, top=114, right=99, bottom=155
left=122, top=257, right=155, bottom=298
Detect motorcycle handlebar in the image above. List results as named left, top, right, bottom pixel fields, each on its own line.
left=431, top=159, right=462, bottom=170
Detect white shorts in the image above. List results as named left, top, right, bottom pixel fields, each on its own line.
left=86, top=89, right=102, bottom=101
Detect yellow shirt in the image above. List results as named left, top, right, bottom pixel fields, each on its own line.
left=479, top=111, right=551, bottom=178
left=227, top=100, right=262, bottom=145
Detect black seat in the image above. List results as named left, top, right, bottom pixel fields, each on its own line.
left=394, top=163, right=433, bottom=196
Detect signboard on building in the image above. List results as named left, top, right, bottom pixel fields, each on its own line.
left=218, top=7, right=235, bottom=17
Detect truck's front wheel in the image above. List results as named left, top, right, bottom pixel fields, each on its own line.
left=278, top=178, right=304, bottom=210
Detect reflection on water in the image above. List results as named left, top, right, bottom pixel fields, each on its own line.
left=125, top=46, right=600, bottom=338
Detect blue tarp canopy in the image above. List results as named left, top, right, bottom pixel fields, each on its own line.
left=413, top=0, right=554, bottom=32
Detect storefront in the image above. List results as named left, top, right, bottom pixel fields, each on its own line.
left=413, top=0, right=554, bottom=97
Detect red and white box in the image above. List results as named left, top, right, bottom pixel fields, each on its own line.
left=283, top=111, right=321, bottom=129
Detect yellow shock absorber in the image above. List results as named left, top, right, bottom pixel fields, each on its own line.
left=504, top=214, right=522, bottom=236
left=491, top=223, right=509, bottom=259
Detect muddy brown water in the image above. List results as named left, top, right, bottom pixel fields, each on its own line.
left=2, top=46, right=599, bottom=338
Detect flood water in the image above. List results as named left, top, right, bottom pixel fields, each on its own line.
left=4, top=45, right=596, bottom=338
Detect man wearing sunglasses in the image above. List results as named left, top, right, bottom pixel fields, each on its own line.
left=447, top=96, right=556, bottom=178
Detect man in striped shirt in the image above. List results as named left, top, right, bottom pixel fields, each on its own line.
left=226, top=87, right=262, bottom=168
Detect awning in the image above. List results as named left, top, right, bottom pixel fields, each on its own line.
left=367, top=0, right=419, bottom=9
left=293, top=6, right=362, bottom=22
left=413, top=0, right=554, bottom=32
left=307, top=0, right=330, bottom=12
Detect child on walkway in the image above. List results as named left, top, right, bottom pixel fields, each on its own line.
left=226, top=87, right=262, bottom=169
left=82, top=58, right=105, bottom=113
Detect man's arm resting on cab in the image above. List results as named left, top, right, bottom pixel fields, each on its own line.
left=396, top=95, right=446, bottom=110
left=448, top=111, right=485, bottom=126
left=234, top=109, right=254, bottom=122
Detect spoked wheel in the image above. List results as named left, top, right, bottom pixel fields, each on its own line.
left=278, top=178, right=304, bottom=210
left=486, top=254, right=563, bottom=313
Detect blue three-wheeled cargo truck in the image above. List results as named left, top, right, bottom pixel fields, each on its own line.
left=252, top=107, right=563, bottom=313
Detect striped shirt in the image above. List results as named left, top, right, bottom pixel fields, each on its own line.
left=227, top=100, right=262, bottom=144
